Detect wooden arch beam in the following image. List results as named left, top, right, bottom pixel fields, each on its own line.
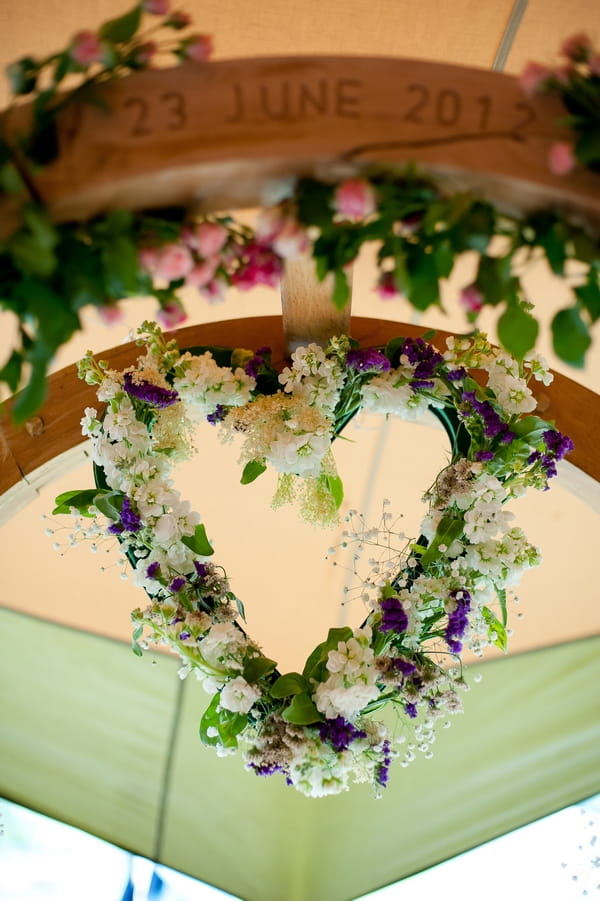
left=2, top=56, right=599, bottom=234
left=1, top=316, right=598, bottom=524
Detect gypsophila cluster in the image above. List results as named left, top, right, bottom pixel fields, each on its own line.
left=53, top=324, right=572, bottom=797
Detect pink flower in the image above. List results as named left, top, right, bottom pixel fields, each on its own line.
left=459, top=284, right=484, bottom=314
left=155, top=244, right=194, bottom=281
left=195, top=222, right=228, bottom=257
left=333, top=179, right=376, bottom=221
left=199, top=278, right=227, bottom=303
left=560, top=32, right=592, bottom=61
left=133, top=41, right=157, bottom=66
left=256, top=207, right=286, bottom=243
left=548, top=141, right=576, bottom=175
left=376, top=272, right=400, bottom=300
left=272, top=219, right=309, bottom=259
left=143, top=0, right=170, bottom=14
left=231, top=244, right=283, bottom=290
left=70, top=31, right=103, bottom=66
left=519, top=61, right=552, bottom=96
left=185, top=259, right=218, bottom=288
left=182, top=35, right=213, bottom=62
left=138, top=246, right=161, bottom=275
left=157, top=300, right=186, bottom=329
left=97, top=303, right=124, bottom=325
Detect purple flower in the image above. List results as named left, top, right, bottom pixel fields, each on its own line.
left=146, top=561, right=161, bottom=579
left=123, top=372, right=179, bottom=408
left=194, top=561, right=209, bottom=579
left=376, top=739, right=392, bottom=787
left=447, top=367, right=467, bottom=382
left=445, top=589, right=471, bottom=653
left=244, top=346, right=272, bottom=377
left=318, top=716, right=367, bottom=752
left=108, top=522, right=123, bottom=535
left=379, top=596, right=409, bottom=634
left=543, top=429, right=574, bottom=460
left=249, top=762, right=286, bottom=777
left=391, top=657, right=417, bottom=676
left=206, top=404, right=227, bottom=425
left=169, top=577, right=187, bottom=592
left=475, top=450, right=495, bottom=462
left=120, top=496, right=142, bottom=533
left=345, top=348, right=391, bottom=372
left=178, top=631, right=191, bottom=641
left=405, top=702, right=418, bottom=719
left=461, top=391, right=514, bottom=444
left=401, top=337, right=444, bottom=383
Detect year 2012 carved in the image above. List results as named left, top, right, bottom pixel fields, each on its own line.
left=402, top=83, right=536, bottom=139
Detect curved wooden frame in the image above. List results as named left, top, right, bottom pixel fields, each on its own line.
left=2, top=56, right=599, bottom=234
left=1, top=316, right=599, bottom=524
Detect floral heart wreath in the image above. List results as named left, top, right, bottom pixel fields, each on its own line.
left=52, top=321, right=573, bottom=797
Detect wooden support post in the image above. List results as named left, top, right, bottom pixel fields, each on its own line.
left=281, top=257, right=351, bottom=351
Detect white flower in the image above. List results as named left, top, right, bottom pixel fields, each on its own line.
left=81, top=407, right=101, bottom=437
left=154, top=513, right=182, bottom=544
left=174, top=352, right=255, bottom=418
left=220, top=676, right=260, bottom=713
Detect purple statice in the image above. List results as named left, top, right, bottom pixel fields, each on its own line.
left=391, top=657, right=417, bottom=677
left=345, top=348, right=391, bottom=372
left=248, top=762, right=286, bottom=777
left=445, top=588, right=471, bottom=653
left=108, top=522, right=123, bottom=535
left=405, top=702, right=418, bottom=719
left=375, top=740, right=393, bottom=787
left=169, top=576, right=187, bottom=592
left=194, top=561, right=209, bottom=579
left=379, top=596, right=409, bottom=634
left=146, top=561, right=161, bottom=580
left=528, top=450, right=558, bottom=482
left=475, top=450, right=495, bottom=462
left=120, top=496, right=142, bottom=533
left=461, top=391, right=515, bottom=444
left=400, top=337, right=444, bottom=386
left=543, top=429, right=574, bottom=460
left=244, top=346, right=272, bottom=378
left=447, top=367, right=467, bottom=382
left=206, top=404, right=226, bottom=425
left=178, top=630, right=191, bottom=641
left=123, top=372, right=179, bottom=408
left=318, top=716, right=367, bottom=752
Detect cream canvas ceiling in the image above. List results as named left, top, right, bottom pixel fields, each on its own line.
left=0, top=1, right=599, bottom=899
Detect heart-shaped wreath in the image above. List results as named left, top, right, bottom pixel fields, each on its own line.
left=53, top=321, right=573, bottom=797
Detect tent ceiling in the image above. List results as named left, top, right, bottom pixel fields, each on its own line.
left=0, top=1, right=599, bottom=898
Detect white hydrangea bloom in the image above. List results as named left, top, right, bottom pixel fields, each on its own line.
left=279, top=343, right=344, bottom=415
left=219, top=676, right=260, bottom=714
left=173, top=351, right=256, bottom=418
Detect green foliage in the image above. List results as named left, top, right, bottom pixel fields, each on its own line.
left=99, top=5, right=142, bottom=43
left=481, top=606, right=508, bottom=652
left=181, top=523, right=214, bottom=556
left=242, top=654, right=278, bottom=683
left=271, top=672, right=311, bottom=699
left=497, top=302, right=539, bottom=360
left=552, top=305, right=592, bottom=368
left=53, top=488, right=106, bottom=517
left=281, top=692, right=323, bottom=725
left=241, top=459, right=267, bottom=485
left=199, top=693, right=248, bottom=749
left=302, top=627, right=353, bottom=683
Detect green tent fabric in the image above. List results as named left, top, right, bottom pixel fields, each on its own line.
left=1, top=605, right=598, bottom=900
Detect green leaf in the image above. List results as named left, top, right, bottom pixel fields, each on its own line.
left=497, top=303, right=539, bottom=360
left=419, top=516, right=463, bottom=567
left=497, top=588, right=508, bottom=629
left=325, top=474, right=344, bottom=509
left=511, top=415, right=550, bottom=444
left=295, top=178, right=334, bottom=229
left=575, top=273, right=600, bottom=323
left=552, top=306, right=591, bottom=368
left=6, top=56, right=38, bottom=95
left=240, top=459, right=267, bottom=485
left=181, top=523, right=214, bottom=556
left=332, top=269, right=351, bottom=310
left=539, top=222, right=567, bottom=276
left=93, top=490, right=125, bottom=521
left=432, top=241, right=454, bottom=279
left=242, top=655, right=278, bottom=683
left=11, top=347, right=49, bottom=424
left=271, top=672, right=310, bottom=699
left=406, top=247, right=439, bottom=310
left=9, top=209, right=58, bottom=277
left=0, top=349, right=22, bottom=393
left=53, top=488, right=103, bottom=517
left=302, top=627, right=353, bottom=680
left=482, top=606, right=508, bottom=651
left=281, top=692, right=323, bottom=725
left=575, top=129, right=600, bottom=167
left=476, top=255, right=512, bottom=307
left=199, top=692, right=248, bottom=749
left=101, top=236, right=142, bottom=298
left=99, top=5, right=142, bottom=43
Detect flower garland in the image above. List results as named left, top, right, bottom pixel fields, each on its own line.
left=1, top=4, right=599, bottom=422
left=53, top=322, right=573, bottom=797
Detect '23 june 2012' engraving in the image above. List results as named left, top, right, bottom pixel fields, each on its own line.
left=121, top=78, right=535, bottom=139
